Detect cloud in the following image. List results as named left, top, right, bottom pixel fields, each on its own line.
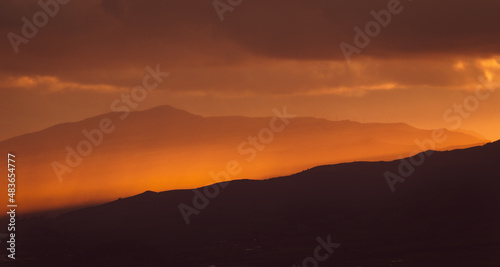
left=0, top=0, right=499, bottom=96
left=0, top=74, right=127, bottom=93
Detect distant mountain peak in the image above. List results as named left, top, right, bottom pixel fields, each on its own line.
left=135, top=105, right=199, bottom=117
left=147, top=104, right=185, bottom=112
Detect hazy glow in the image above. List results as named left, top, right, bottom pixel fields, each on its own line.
left=453, top=61, right=465, bottom=71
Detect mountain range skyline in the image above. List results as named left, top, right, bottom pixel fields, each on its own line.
left=0, top=104, right=489, bottom=214
left=0, top=103, right=493, bottom=143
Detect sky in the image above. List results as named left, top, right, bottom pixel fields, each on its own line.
left=1, top=0, right=500, bottom=141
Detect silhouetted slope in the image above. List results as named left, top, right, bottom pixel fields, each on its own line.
left=6, top=141, right=500, bottom=266
left=0, top=105, right=487, bottom=213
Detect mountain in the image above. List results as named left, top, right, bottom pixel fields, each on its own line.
left=3, top=141, right=500, bottom=266
left=0, top=105, right=487, bottom=213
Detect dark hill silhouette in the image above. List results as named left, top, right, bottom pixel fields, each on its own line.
left=0, top=105, right=487, bottom=213
left=4, top=141, right=500, bottom=266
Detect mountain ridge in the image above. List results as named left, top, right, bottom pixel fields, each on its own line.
left=0, top=105, right=489, bottom=214
left=57, top=139, right=500, bottom=219
left=5, top=140, right=499, bottom=266
left=1, top=104, right=474, bottom=143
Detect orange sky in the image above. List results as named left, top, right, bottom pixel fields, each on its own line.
left=1, top=0, right=500, bottom=141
